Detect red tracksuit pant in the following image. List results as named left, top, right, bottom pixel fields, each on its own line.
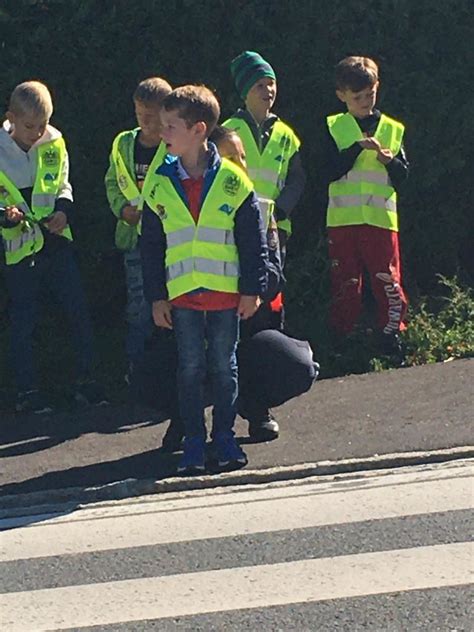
left=328, top=225, right=408, bottom=335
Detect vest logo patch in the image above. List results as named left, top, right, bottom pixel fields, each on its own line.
left=118, top=175, right=128, bottom=191
left=218, top=204, right=234, bottom=215
left=150, top=183, right=160, bottom=199
left=222, top=175, right=240, bottom=196
left=43, top=149, right=59, bottom=167
left=155, top=204, right=167, bottom=220
left=274, top=155, right=285, bottom=163
left=43, top=172, right=57, bottom=182
left=0, top=185, right=9, bottom=199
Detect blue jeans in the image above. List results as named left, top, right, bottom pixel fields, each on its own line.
left=172, top=307, right=240, bottom=439
left=4, top=246, right=94, bottom=392
left=124, top=246, right=153, bottom=365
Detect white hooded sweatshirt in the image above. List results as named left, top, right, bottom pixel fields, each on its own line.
left=0, top=120, right=73, bottom=203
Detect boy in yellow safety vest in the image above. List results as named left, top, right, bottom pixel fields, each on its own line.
left=105, top=77, right=171, bottom=383
left=0, top=81, right=106, bottom=413
left=140, top=85, right=269, bottom=474
left=323, top=56, right=409, bottom=360
left=224, top=50, right=305, bottom=267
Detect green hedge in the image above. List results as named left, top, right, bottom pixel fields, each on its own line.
left=0, top=0, right=472, bottom=384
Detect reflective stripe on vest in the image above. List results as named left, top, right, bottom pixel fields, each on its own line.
left=166, top=225, right=236, bottom=248
left=139, top=142, right=167, bottom=209
left=0, top=138, right=72, bottom=265
left=223, top=117, right=300, bottom=234
left=167, top=258, right=240, bottom=281
left=256, top=196, right=275, bottom=229
left=327, top=113, right=404, bottom=232
left=144, top=158, right=252, bottom=300
left=111, top=130, right=141, bottom=206
left=137, top=142, right=167, bottom=237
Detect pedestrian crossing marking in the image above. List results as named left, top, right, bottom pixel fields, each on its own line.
left=0, top=542, right=470, bottom=631
left=1, top=469, right=471, bottom=562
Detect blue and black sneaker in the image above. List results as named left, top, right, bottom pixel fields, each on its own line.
left=213, top=431, right=248, bottom=470
left=177, top=436, right=206, bottom=474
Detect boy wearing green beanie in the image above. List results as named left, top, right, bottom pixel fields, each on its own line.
left=224, top=50, right=305, bottom=265
left=224, top=51, right=306, bottom=442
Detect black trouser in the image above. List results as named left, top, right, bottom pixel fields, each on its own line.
left=237, top=329, right=318, bottom=419
left=131, top=327, right=319, bottom=418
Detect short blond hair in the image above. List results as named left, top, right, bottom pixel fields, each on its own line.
left=9, top=81, right=53, bottom=119
left=133, top=77, right=172, bottom=105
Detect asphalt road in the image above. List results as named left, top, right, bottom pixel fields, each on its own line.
left=1, top=460, right=472, bottom=631
left=1, top=358, right=473, bottom=498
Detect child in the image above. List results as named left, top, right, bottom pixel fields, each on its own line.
left=140, top=85, right=269, bottom=474
left=224, top=50, right=305, bottom=264
left=158, top=125, right=283, bottom=448
left=209, top=125, right=247, bottom=172
left=323, top=56, right=409, bottom=357
left=0, top=81, right=105, bottom=413
left=105, top=77, right=171, bottom=382
left=211, top=125, right=283, bottom=440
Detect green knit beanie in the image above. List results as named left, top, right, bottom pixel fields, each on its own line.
left=230, top=51, right=276, bottom=100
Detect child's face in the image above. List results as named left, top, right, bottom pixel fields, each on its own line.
left=245, top=77, right=277, bottom=116
left=160, top=108, right=205, bottom=157
left=217, top=134, right=247, bottom=172
left=135, top=100, right=163, bottom=142
left=7, top=111, right=48, bottom=150
left=336, top=82, right=379, bottom=119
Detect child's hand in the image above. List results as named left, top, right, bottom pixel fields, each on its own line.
left=122, top=205, right=141, bottom=226
left=152, top=300, right=173, bottom=329
left=5, top=206, right=25, bottom=224
left=357, top=137, right=381, bottom=151
left=238, top=295, right=261, bottom=320
left=377, top=148, right=394, bottom=165
left=44, top=211, right=67, bottom=234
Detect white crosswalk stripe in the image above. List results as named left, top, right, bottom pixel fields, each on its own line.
left=0, top=461, right=473, bottom=631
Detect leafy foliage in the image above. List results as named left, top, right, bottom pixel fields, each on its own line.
left=402, top=276, right=474, bottom=365
left=0, top=0, right=473, bottom=394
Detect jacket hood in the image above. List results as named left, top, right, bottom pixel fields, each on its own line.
left=1, top=120, right=62, bottom=152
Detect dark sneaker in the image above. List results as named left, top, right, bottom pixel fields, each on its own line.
left=16, top=390, right=53, bottom=415
left=248, top=411, right=279, bottom=442
left=74, top=380, right=109, bottom=407
left=161, top=417, right=185, bottom=453
left=380, top=333, right=406, bottom=366
left=177, top=436, right=206, bottom=474
left=213, top=431, right=248, bottom=469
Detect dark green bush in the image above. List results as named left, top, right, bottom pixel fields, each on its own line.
left=0, top=0, right=472, bottom=392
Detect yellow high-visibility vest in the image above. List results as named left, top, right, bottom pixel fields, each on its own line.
left=223, top=117, right=299, bottom=234
left=327, top=112, right=405, bottom=232
left=0, top=137, right=72, bottom=265
left=144, top=158, right=253, bottom=300
left=111, top=131, right=166, bottom=244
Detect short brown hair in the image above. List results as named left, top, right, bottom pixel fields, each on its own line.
left=209, top=125, right=239, bottom=145
left=335, top=56, right=379, bottom=92
left=133, top=77, right=172, bottom=105
left=9, top=80, right=53, bottom=119
left=162, top=85, right=220, bottom=136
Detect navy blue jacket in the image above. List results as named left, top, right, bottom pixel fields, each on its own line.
left=141, top=143, right=270, bottom=303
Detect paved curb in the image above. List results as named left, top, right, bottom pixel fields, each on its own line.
left=1, top=445, right=473, bottom=519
